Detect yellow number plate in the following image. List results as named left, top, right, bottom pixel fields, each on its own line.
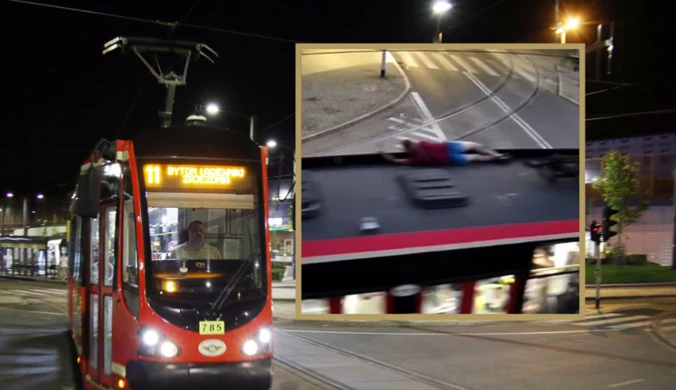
left=199, top=321, right=225, bottom=335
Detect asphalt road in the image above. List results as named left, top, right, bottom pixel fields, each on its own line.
left=4, top=279, right=675, bottom=390
left=0, top=278, right=325, bottom=390
left=303, top=49, right=580, bottom=157
left=277, top=312, right=676, bottom=390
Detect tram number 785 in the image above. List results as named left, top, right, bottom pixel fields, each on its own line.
left=199, top=321, right=225, bottom=335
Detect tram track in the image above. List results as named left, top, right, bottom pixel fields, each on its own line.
left=305, top=50, right=551, bottom=157
left=274, top=328, right=473, bottom=390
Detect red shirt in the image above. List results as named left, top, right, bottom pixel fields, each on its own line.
left=408, top=141, right=449, bottom=165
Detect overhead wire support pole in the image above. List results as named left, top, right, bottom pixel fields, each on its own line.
left=102, top=36, right=218, bottom=128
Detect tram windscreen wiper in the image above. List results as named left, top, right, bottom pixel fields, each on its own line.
left=206, top=217, right=258, bottom=319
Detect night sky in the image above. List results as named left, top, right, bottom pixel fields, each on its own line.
left=1, top=0, right=673, bottom=197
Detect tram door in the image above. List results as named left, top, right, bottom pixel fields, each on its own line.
left=86, top=202, right=117, bottom=387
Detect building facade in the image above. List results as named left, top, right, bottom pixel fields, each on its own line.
left=586, top=133, right=675, bottom=266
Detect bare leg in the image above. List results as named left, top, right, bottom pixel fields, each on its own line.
left=464, top=154, right=497, bottom=162
left=457, top=141, right=503, bottom=158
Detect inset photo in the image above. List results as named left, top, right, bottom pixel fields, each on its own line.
left=297, top=44, right=584, bottom=318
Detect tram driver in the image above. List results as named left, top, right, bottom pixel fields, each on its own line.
left=169, top=220, right=223, bottom=260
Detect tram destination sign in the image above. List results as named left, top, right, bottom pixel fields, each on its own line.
left=143, top=164, right=254, bottom=192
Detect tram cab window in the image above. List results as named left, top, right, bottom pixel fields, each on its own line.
left=522, top=241, right=580, bottom=314
left=122, top=199, right=139, bottom=287
left=144, top=194, right=266, bottom=300
left=122, top=164, right=139, bottom=288
left=69, top=217, right=85, bottom=285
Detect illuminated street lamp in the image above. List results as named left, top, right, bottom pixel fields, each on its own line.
left=565, top=18, right=579, bottom=29
left=36, top=194, right=44, bottom=199
left=432, top=1, right=453, bottom=44
left=205, top=103, right=220, bottom=115
left=6, top=193, right=13, bottom=198
left=266, top=140, right=278, bottom=148
left=556, top=17, right=580, bottom=43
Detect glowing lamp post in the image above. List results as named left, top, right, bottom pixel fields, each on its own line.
left=432, top=1, right=453, bottom=43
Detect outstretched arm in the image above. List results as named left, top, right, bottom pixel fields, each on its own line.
left=381, top=152, right=411, bottom=164
left=377, top=143, right=410, bottom=164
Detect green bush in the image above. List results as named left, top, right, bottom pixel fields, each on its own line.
left=272, top=261, right=288, bottom=282
left=586, top=253, right=648, bottom=266
left=584, top=262, right=676, bottom=284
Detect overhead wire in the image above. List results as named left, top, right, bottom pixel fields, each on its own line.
left=5, top=0, right=298, bottom=43
left=586, top=78, right=676, bottom=97
left=586, top=108, right=676, bottom=122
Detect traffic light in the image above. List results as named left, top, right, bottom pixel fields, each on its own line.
left=589, top=221, right=602, bottom=245
left=602, top=205, right=619, bottom=242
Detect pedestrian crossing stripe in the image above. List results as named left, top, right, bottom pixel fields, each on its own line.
left=544, top=313, right=676, bottom=330
left=1, top=288, right=68, bottom=297
left=386, top=114, right=446, bottom=143
left=394, top=51, right=537, bottom=81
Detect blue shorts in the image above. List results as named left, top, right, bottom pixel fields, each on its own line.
left=446, top=141, right=469, bottom=166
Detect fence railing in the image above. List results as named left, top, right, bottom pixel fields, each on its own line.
left=586, top=153, right=675, bottom=199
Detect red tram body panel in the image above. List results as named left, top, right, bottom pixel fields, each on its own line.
left=67, top=124, right=274, bottom=390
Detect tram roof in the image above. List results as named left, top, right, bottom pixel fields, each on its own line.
left=301, top=149, right=579, bottom=259
left=131, top=124, right=261, bottom=161
left=300, top=149, right=580, bottom=299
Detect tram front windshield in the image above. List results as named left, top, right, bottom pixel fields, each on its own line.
left=144, top=197, right=266, bottom=303
left=138, top=163, right=267, bottom=308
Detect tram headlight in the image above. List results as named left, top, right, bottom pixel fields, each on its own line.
left=241, top=327, right=272, bottom=356
left=138, top=327, right=181, bottom=358
left=142, top=329, right=159, bottom=346
left=258, top=327, right=272, bottom=344
left=160, top=341, right=179, bottom=358
left=242, top=340, right=258, bottom=356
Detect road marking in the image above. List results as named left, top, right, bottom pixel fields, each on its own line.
left=414, top=51, right=438, bottom=69
left=463, top=72, right=552, bottom=149
left=410, top=92, right=447, bottom=141
left=493, top=53, right=536, bottom=82
left=512, top=57, right=538, bottom=83
left=558, top=73, right=580, bottom=105
left=448, top=54, right=477, bottom=73
left=544, top=313, right=622, bottom=323
left=284, top=329, right=595, bottom=336
left=398, top=52, right=418, bottom=67
left=0, top=307, right=66, bottom=316
left=608, top=379, right=644, bottom=388
left=609, top=320, right=655, bottom=330
left=469, top=57, right=498, bottom=76
left=432, top=52, right=458, bottom=71
left=577, top=315, right=651, bottom=327
left=387, top=117, right=406, bottom=124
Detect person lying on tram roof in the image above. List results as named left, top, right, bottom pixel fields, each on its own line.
left=379, top=140, right=512, bottom=166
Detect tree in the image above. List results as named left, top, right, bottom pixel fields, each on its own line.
left=592, top=150, right=648, bottom=265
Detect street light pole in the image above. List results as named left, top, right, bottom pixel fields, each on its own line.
left=432, top=1, right=452, bottom=43
left=250, top=115, right=257, bottom=142
left=596, top=24, right=603, bottom=80
left=437, top=15, right=443, bottom=43
left=1, top=201, right=5, bottom=237
left=22, top=197, right=28, bottom=237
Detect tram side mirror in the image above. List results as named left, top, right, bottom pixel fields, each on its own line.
left=73, top=165, right=102, bottom=218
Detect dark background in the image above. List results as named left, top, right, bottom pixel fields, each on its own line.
left=1, top=0, right=673, bottom=196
